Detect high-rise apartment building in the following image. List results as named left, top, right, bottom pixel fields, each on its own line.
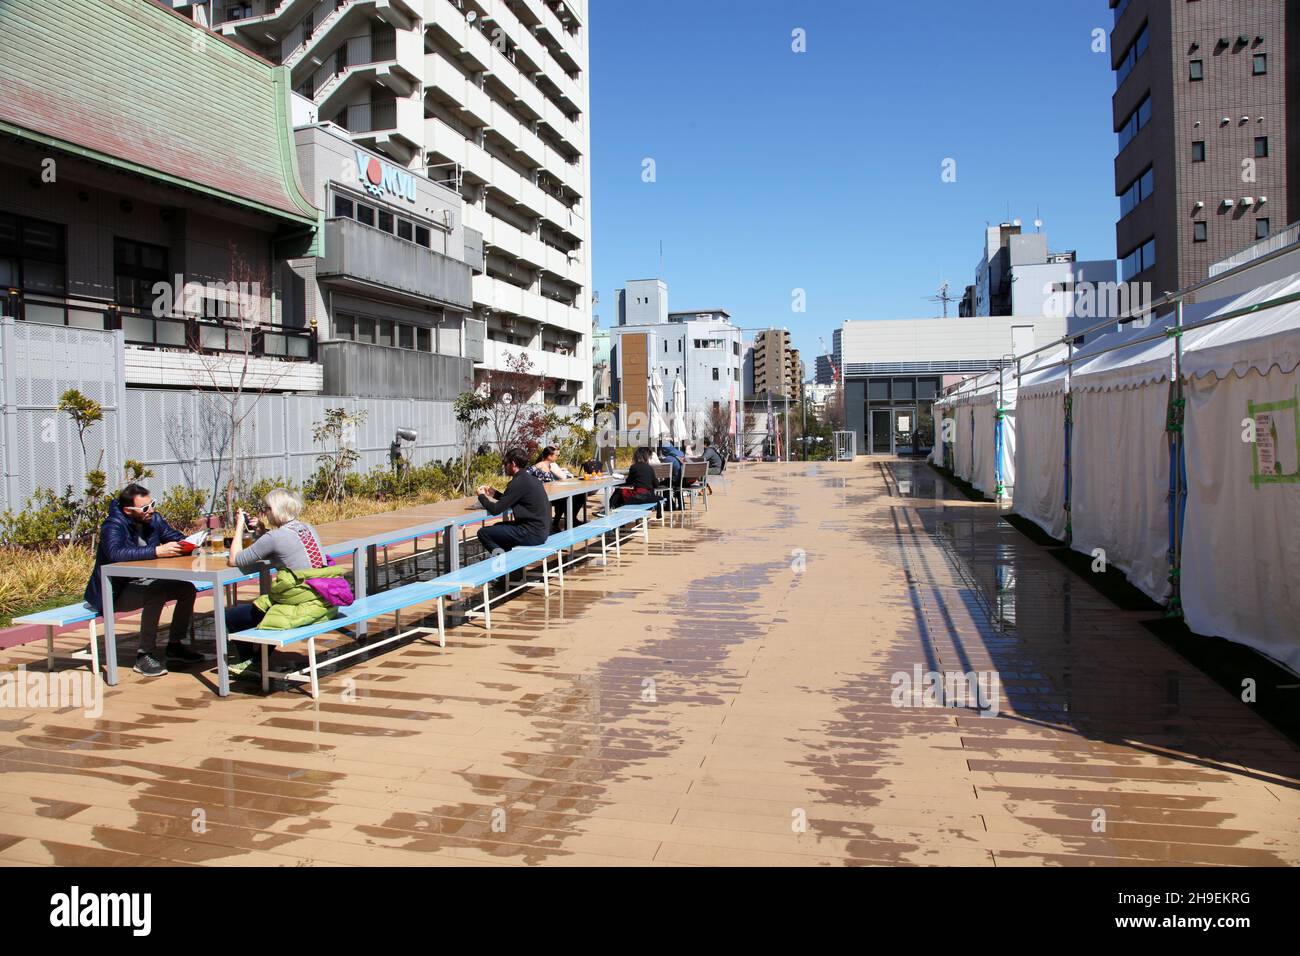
left=751, top=328, right=800, bottom=402
left=1110, top=0, right=1300, bottom=296
left=206, top=0, right=592, bottom=404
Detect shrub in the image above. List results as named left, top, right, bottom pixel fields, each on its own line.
left=0, top=488, right=77, bottom=548
left=159, top=485, right=210, bottom=533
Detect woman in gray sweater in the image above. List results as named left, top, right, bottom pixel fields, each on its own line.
left=223, top=488, right=330, bottom=672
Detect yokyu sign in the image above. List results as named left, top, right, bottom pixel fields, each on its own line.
left=355, top=149, right=416, bottom=203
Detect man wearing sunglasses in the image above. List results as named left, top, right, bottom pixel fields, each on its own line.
left=84, top=483, right=204, bottom=677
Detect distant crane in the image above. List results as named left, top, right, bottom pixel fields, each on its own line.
left=819, top=335, right=839, bottom=384
left=924, top=281, right=959, bottom=318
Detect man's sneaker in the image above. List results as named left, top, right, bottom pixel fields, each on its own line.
left=165, top=644, right=207, bottom=666
left=133, top=654, right=167, bottom=677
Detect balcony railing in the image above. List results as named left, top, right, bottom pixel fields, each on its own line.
left=2, top=291, right=317, bottom=361
left=1208, top=218, right=1300, bottom=277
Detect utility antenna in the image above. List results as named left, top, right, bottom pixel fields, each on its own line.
left=923, top=280, right=958, bottom=318
left=1033, top=205, right=1043, bottom=233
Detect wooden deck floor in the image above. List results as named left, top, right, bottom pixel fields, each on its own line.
left=0, top=460, right=1297, bottom=866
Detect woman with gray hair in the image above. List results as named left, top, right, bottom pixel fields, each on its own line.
left=223, top=488, right=350, bottom=676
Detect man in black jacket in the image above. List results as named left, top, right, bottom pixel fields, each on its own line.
left=84, top=483, right=202, bottom=678
left=476, top=447, right=551, bottom=557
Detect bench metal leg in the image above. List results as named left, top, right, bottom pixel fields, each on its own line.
left=557, top=551, right=565, bottom=589
left=482, top=583, right=491, bottom=632
left=46, top=627, right=54, bottom=671
left=261, top=645, right=270, bottom=694
left=437, top=597, right=446, bottom=648
left=89, top=620, right=100, bottom=681
left=306, top=638, right=319, bottom=700
left=642, top=516, right=650, bottom=543
left=541, top=555, right=550, bottom=597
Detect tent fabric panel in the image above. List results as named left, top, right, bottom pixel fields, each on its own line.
left=1070, top=383, right=1172, bottom=602
left=1182, top=367, right=1300, bottom=674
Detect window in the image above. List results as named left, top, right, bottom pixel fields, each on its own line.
left=414, top=225, right=431, bottom=247
left=1193, top=221, right=1207, bottom=242
left=868, top=379, right=890, bottom=401
left=1116, top=23, right=1149, bottom=86
left=113, top=238, right=168, bottom=309
left=1119, top=166, right=1154, bottom=217
left=397, top=219, right=413, bottom=242
left=1192, top=140, right=1206, bottom=162
left=0, top=213, right=67, bottom=297
left=1117, top=94, right=1151, bottom=152
left=1256, top=218, right=1270, bottom=240
left=333, top=313, right=354, bottom=339
left=1120, top=237, right=1156, bottom=281
left=356, top=317, right=375, bottom=344
left=333, top=194, right=354, bottom=219
left=377, top=210, right=394, bottom=234
left=355, top=203, right=375, bottom=227
left=1253, top=53, right=1267, bottom=75
left=712, top=367, right=719, bottom=381
left=1189, top=59, right=1203, bottom=81
left=734, top=368, right=740, bottom=381
left=378, top=320, right=394, bottom=348
left=1255, top=136, right=1269, bottom=158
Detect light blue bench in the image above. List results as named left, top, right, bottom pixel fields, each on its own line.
left=13, top=580, right=222, bottom=677
left=430, top=545, right=555, bottom=632
left=232, top=579, right=460, bottom=698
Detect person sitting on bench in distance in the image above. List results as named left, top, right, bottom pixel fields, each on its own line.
left=613, top=447, right=660, bottom=510
left=532, top=444, right=586, bottom=531
left=477, top=447, right=550, bottom=569
left=700, top=437, right=724, bottom=494
left=223, top=488, right=347, bottom=676
left=84, top=482, right=203, bottom=678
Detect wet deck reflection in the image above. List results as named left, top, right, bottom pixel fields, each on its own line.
left=0, top=459, right=1296, bottom=866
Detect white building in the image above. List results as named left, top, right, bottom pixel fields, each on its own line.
left=208, top=0, right=592, bottom=405
left=610, top=280, right=742, bottom=435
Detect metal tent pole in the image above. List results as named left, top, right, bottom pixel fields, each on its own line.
left=1167, top=299, right=1186, bottom=618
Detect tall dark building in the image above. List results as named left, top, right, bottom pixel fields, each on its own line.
left=1111, top=0, right=1300, bottom=297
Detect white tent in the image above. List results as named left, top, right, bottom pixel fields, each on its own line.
left=1012, top=346, right=1071, bottom=538
left=968, top=366, right=1018, bottom=499
left=1181, top=274, right=1300, bottom=673
left=1067, top=326, right=1178, bottom=602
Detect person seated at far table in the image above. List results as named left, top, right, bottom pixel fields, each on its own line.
left=613, top=447, right=661, bottom=511
left=699, top=437, right=724, bottom=494
left=222, top=488, right=350, bottom=677
left=477, top=447, right=551, bottom=569
left=532, top=445, right=586, bottom=531
left=84, top=482, right=203, bottom=678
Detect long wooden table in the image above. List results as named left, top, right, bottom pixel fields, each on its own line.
left=99, top=477, right=620, bottom=696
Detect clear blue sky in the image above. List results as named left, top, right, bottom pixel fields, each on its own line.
left=588, top=0, right=1119, bottom=363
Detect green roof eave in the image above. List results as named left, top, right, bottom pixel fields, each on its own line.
left=0, top=117, right=318, bottom=229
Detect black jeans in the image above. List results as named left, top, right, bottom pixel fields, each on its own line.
left=477, top=522, right=545, bottom=555
left=114, top=580, right=197, bottom=657
left=224, top=602, right=266, bottom=663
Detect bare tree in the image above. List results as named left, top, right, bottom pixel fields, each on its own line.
left=162, top=408, right=200, bottom=495
left=185, top=244, right=290, bottom=520
left=479, top=350, right=556, bottom=456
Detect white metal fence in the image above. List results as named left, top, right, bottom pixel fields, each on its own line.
left=0, top=318, right=460, bottom=512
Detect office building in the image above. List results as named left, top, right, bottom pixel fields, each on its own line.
left=971, top=221, right=1118, bottom=336
left=207, top=0, right=593, bottom=404
left=1110, top=0, right=1300, bottom=294
left=609, top=280, right=741, bottom=435
left=839, top=314, right=1068, bottom=456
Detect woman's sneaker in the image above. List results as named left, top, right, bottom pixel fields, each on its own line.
left=133, top=654, right=167, bottom=677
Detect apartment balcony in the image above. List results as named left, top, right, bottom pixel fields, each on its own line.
left=318, top=339, right=471, bottom=400
left=267, top=0, right=417, bottom=69
left=473, top=273, right=586, bottom=336
left=425, top=52, right=493, bottom=128
left=219, top=0, right=322, bottom=44
left=310, top=32, right=420, bottom=117
left=481, top=337, right=587, bottom=385
left=341, top=95, right=422, bottom=162
left=426, top=0, right=495, bottom=74
left=319, top=217, right=473, bottom=309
